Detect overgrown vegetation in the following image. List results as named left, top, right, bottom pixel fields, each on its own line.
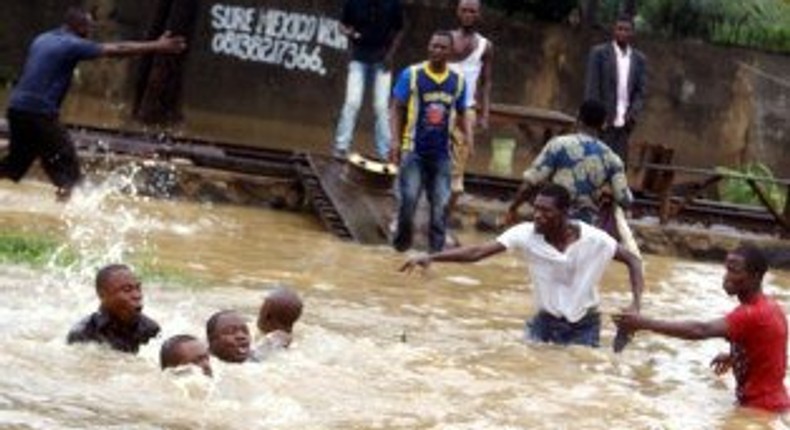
left=716, top=163, right=787, bottom=211
left=487, top=0, right=790, bottom=53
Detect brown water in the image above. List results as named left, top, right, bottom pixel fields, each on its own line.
left=1, top=174, right=790, bottom=430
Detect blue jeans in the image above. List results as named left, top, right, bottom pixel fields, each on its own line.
left=525, top=310, right=601, bottom=347
left=334, top=60, right=392, bottom=159
left=393, top=152, right=452, bottom=253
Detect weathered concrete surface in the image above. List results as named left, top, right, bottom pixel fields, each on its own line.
left=1, top=2, right=788, bottom=174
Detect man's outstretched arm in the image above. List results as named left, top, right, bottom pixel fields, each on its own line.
left=99, top=31, right=186, bottom=57
left=613, top=313, right=728, bottom=341
left=399, top=241, right=506, bottom=273
left=612, top=245, right=644, bottom=312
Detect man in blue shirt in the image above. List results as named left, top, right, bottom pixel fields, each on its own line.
left=390, top=31, right=471, bottom=253
left=333, top=0, right=404, bottom=161
left=0, top=7, right=186, bottom=201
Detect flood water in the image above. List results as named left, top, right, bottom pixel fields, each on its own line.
left=1, top=175, right=790, bottom=430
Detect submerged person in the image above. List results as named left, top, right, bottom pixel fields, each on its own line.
left=160, top=334, right=213, bottom=377
left=401, top=184, right=643, bottom=347
left=206, top=310, right=252, bottom=363
left=256, top=287, right=303, bottom=351
left=67, top=264, right=160, bottom=354
left=613, top=245, right=790, bottom=413
left=0, top=6, right=186, bottom=200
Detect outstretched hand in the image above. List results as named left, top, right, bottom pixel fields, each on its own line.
left=611, top=309, right=643, bottom=332
left=399, top=254, right=432, bottom=274
left=157, top=31, right=187, bottom=54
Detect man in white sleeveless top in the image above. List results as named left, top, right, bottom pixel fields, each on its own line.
left=448, top=0, right=494, bottom=218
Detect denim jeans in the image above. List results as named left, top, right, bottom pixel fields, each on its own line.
left=525, top=309, right=601, bottom=347
left=393, top=152, right=452, bottom=253
left=334, top=60, right=392, bottom=160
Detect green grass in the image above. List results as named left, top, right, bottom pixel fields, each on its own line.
left=0, top=231, right=77, bottom=267
left=0, top=231, right=204, bottom=288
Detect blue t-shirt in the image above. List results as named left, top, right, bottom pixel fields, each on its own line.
left=392, top=62, right=466, bottom=159
left=9, top=28, right=102, bottom=115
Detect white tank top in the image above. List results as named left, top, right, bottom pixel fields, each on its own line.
left=451, top=33, right=489, bottom=108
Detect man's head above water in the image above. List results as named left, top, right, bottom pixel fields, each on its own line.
left=95, top=264, right=144, bottom=326
left=160, top=334, right=213, bottom=377
left=206, top=310, right=251, bottom=363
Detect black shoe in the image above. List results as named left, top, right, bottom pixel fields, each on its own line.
left=332, top=149, right=348, bottom=161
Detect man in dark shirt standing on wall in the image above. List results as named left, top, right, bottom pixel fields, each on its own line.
left=0, top=7, right=186, bottom=201
left=68, top=264, right=160, bottom=354
left=332, top=0, right=404, bottom=161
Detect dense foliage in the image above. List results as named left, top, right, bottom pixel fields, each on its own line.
left=486, top=0, right=790, bottom=53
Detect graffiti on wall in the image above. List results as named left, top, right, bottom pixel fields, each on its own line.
left=209, top=3, right=348, bottom=76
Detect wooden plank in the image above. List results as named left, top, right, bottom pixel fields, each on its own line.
left=746, top=179, right=790, bottom=233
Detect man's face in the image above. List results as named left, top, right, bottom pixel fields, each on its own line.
left=532, top=194, right=564, bottom=235
left=428, top=34, right=452, bottom=64
left=723, top=253, right=755, bottom=296
left=457, top=1, right=480, bottom=28
left=174, top=339, right=213, bottom=377
left=73, top=13, right=95, bottom=38
left=209, top=313, right=251, bottom=363
left=613, top=20, right=634, bottom=46
left=99, top=269, right=143, bottom=325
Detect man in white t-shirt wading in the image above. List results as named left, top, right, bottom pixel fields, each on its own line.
left=400, top=183, right=643, bottom=347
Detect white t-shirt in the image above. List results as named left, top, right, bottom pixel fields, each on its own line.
left=496, top=221, right=618, bottom=322
left=613, top=42, right=632, bottom=127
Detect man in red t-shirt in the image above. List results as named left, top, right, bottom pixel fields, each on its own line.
left=613, top=245, right=790, bottom=413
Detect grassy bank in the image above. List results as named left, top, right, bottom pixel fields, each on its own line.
left=0, top=231, right=201, bottom=287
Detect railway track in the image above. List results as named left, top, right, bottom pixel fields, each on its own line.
left=0, top=122, right=784, bottom=238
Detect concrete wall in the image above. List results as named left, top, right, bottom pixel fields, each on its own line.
left=1, top=0, right=788, bottom=177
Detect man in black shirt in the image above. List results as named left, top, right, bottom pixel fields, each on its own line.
left=332, top=0, right=404, bottom=161
left=67, top=264, right=160, bottom=353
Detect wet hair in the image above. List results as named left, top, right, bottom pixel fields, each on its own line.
left=160, top=334, right=198, bottom=370
left=536, top=184, right=571, bottom=211
left=578, top=99, right=607, bottom=130
left=259, top=287, right=303, bottom=332
left=732, top=244, right=769, bottom=277
left=95, top=264, right=131, bottom=293
left=205, top=310, right=240, bottom=339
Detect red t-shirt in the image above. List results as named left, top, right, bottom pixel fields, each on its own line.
left=725, top=294, right=790, bottom=412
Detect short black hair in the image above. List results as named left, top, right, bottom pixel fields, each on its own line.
left=432, top=30, right=454, bottom=44
left=95, top=264, right=130, bottom=293
left=160, top=334, right=198, bottom=370
left=205, top=310, right=239, bottom=339
left=578, top=99, right=607, bottom=130
left=615, top=14, right=635, bottom=27
left=536, top=183, right=571, bottom=211
left=732, top=244, right=769, bottom=277
left=64, top=6, right=90, bottom=26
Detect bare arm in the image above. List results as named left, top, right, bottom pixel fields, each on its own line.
left=389, top=100, right=406, bottom=165
left=613, top=313, right=728, bottom=341
left=99, top=31, right=186, bottom=58
left=399, top=241, right=506, bottom=273
left=477, top=42, right=493, bottom=130
left=612, top=244, right=644, bottom=312
left=505, top=181, right=538, bottom=225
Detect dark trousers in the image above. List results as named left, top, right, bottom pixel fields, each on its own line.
left=1, top=109, right=81, bottom=189
left=601, top=126, right=631, bottom=166
left=526, top=309, right=601, bottom=347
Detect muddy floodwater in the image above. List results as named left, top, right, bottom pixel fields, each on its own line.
left=1, top=177, right=790, bottom=430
